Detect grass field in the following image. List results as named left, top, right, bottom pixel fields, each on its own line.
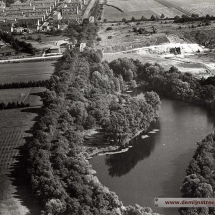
left=14, top=34, right=70, bottom=50
left=0, top=107, right=41, bottom=215
left=0, top=61, right=55, bottom=84
left=0, top=87, right=46, bottom=106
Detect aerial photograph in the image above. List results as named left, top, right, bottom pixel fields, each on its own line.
left=0, top=0, right=215, bottom=215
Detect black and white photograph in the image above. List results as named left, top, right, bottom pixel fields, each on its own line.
left=0, top=0, right=215, bottom=214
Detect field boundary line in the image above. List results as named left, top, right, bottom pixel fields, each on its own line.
left=22, top=88, right=33, bottom=104
left=106, top=4, right=124, bottom=12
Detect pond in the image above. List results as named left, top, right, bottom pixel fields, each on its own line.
left=90, top=93, right=215, bottom=215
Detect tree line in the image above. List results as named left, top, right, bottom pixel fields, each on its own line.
left=65, top=15, right=100, bottom=47
left=174, top=14, right=214, bottom=23
left=0, top=31, right=36, bottom=55
left=0, top=101, right=29, bottom=109
left=0, top=80, right=50, bottom=89
left=179, top=133, right=215, bottom=215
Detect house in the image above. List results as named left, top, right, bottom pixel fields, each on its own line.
left=44, top=45, right=61, bottom=55
left=0, top=1, right=5, bottom=9
left=0, top=17, right=16, bottom=31
left=19, top=6, right=36, bottom=11
left=6, top=11, right=24, bottom=17
left=24, top=10, right=47, bottom=18
left=5, top=8, right=21, bottom=13
left=62, top=7, right=79, bottom=20
left=67, top=2, right=82, bottom=10
left=11, top=2, right=32, bottom=8
left=32, top=0, right=59, bottom=7
left=53, top=11, right=62, bottom=21
left=0, top=40, right=4, bottom=48
left=82, top=0, right=87, bottom=5
left=0, top=46, right=16, bottom=57
left=35, top=5, right=52, bottom=13
left=17, top=17, right=42, bottom=28
left=13, top=26, right=24, bottom=34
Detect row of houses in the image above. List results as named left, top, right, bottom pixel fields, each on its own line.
left=0, top=0, right=90, bottom=33
left=61, top=0, right=88, bottom=22
left=0, top=0, right=60, bottom=31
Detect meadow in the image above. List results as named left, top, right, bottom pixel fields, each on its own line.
left=0, top=61, right=56, bottom=84
left=0, top=87, right=45, bottom=106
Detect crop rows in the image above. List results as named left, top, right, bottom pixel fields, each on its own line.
left=170, top=0, right=215, bottom=7
left=182, top=4, right=215, bottom=16
left=0, top=129, right=26, bottom=171
left=104, top=0, right=186, bottom=20
left=107, top=0, right=167, bottom=12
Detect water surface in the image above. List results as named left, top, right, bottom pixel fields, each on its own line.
left=90, top=94, right=215, bottom=215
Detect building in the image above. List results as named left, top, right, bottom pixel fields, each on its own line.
left=6, top=11, right=24, bottom=17
left=0, top=21, right=13, bottom=32
left=67, top=2, right=82, bottom=10
left=62, top=7, right=79, bottom=20
left=0, top=1, right=5, bottom=9
left=11, top=2, right=32, bottom=8
left=35, top=5, right=52, bottom=13
left=0, top=17, right=17, bottom=32
left=24, top=10, right=47, bottom=18
left=0, top=46, right=16, bottom=57
left=32, top=0, right=59, bottom=7
left=17, top=17, right=42, bottom=28
left=0, top=40, right=4, bottom=48
left=53, top=11, right=62, bottom=21
left=45, top=45, right=61, bottom=55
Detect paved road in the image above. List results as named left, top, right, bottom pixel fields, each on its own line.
left=0, top=55, right=62, bottom=64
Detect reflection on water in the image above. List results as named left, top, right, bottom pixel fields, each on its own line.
left=105, top=120, right=160, bottom=177
left=90, top=96, right=215, bottom=215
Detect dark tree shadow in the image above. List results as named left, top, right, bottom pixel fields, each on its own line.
left=105, top=119, right=161, bottom=177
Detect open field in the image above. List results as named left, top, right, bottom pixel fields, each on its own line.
left=96, top=22, right=184, bottom=52
left=0, top=61, right=55, bottom=84
left=170, top=0, right=215, bottom=6
left=182, top=4, right=215, bottom=17
left=103, top=0, right=215, bottom=22
left=103, top=0, right=185, bottom=21
left=96, top=20, right=215, bottom=52
left=0, top=107, right=42, bottom=215
left=14, top=34, right=70, bottom=50
left=0, top=87, right=46, bottom=106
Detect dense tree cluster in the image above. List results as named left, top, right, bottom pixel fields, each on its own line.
left=65, top=19, right=99, bottom=47
left=0, top=31, right=36, bottom=55
left=26, top=48, right=160, bottom=215
left=110, top=57, right=215, bottom=109
left=0, top=80, right=49, bottom=89
left=104, top=92, right=160, bottom=144
left=179, top=133, right=215, bottom=215
left=174, top=15, right=214, bottom=23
